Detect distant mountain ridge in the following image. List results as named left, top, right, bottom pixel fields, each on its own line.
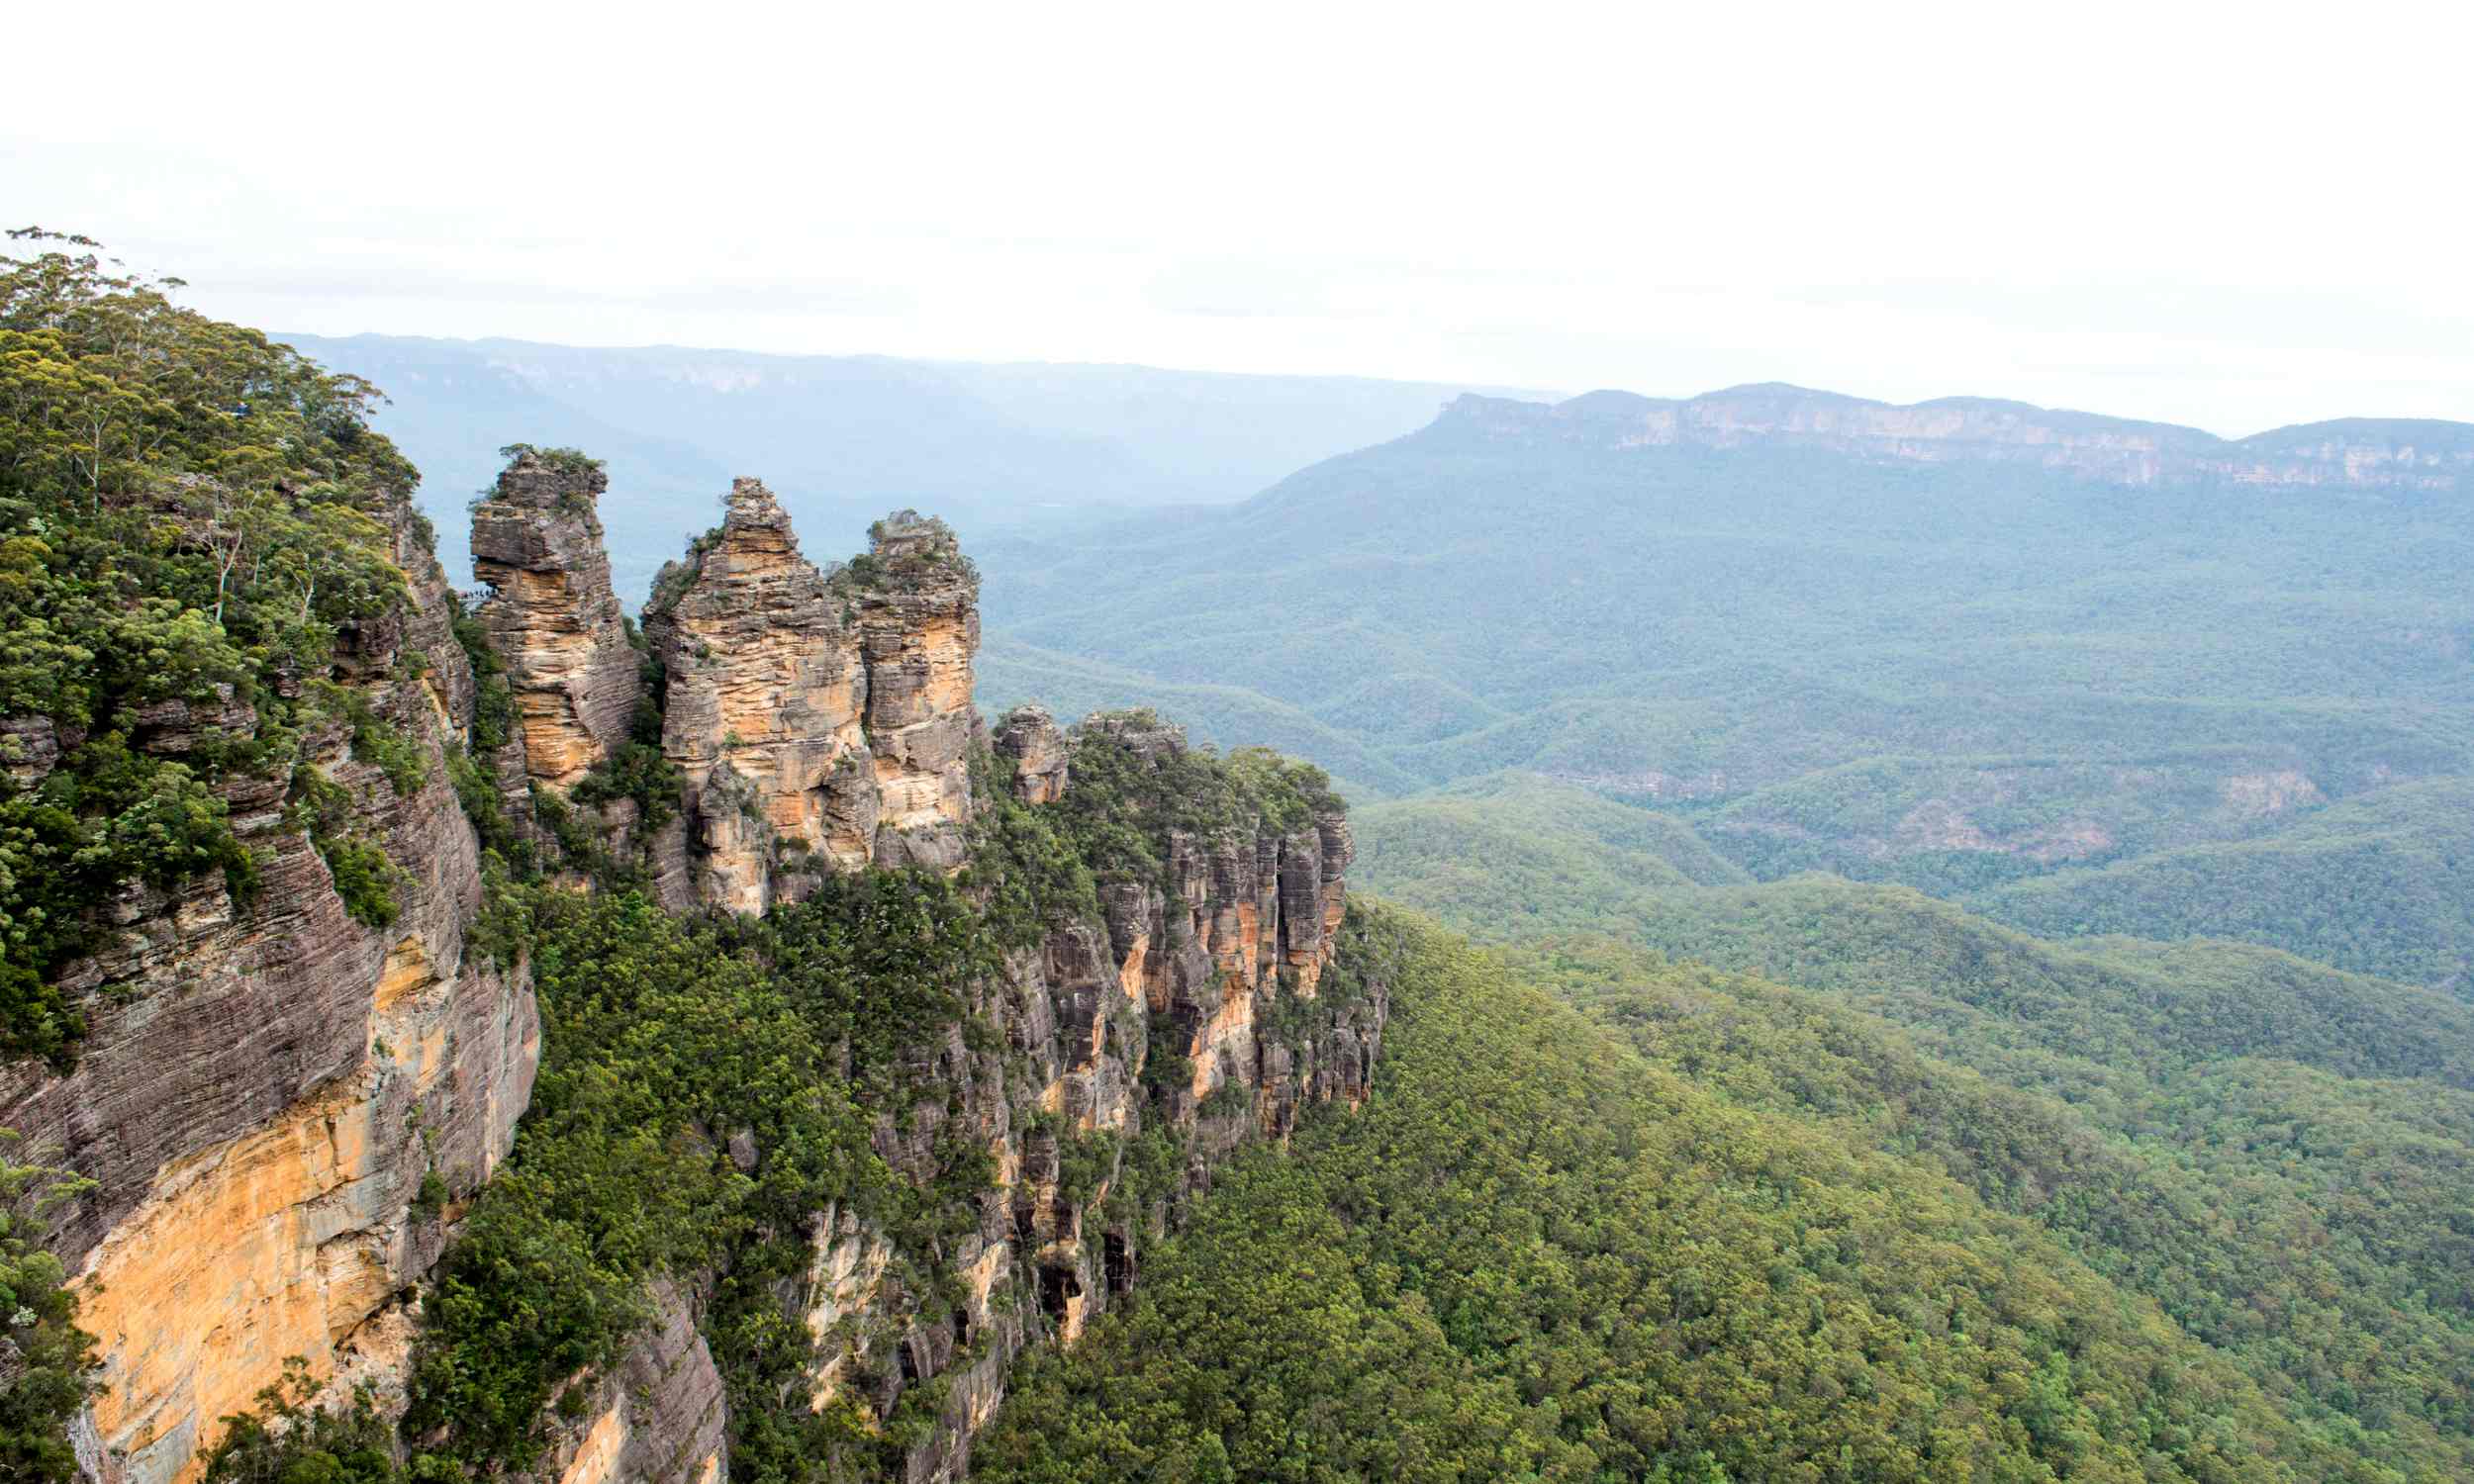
left=283, top=331, right=1549, bottom=603
left=1433, top=383, right=2474, bottom=491
left=976, top=372, right=2474, bottom=985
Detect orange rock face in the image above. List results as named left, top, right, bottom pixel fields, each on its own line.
left=470, top=450, right=641, bottom=793
left=647, top=489, right=980, bottom=912
left=0, top=497, right=538, bottom=1484
left=646, top=480, right=876, bottom=909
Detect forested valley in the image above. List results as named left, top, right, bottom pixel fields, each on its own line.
left=3, top=228, right=2471, bottom=1484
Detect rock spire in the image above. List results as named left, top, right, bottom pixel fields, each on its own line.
left=644, top=485, right=981, bottom=912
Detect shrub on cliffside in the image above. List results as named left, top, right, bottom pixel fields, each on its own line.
left=0, top=1137, right=99, bottom=1483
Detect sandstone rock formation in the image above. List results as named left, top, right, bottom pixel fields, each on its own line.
left=793, top=710, right=1378, bottom=1479
left=519, top=699, right=1377, bottom=1484
left=0, top=494, right=538, bottom=1484
left=845, top=512, right=980, bottom=873
left=530, top=1284, right=725, bottom=1484
left=645, top=487, right=979, bottom=912
left=470, top=449, right=640, bottom=793
left=16, top=444, right=1375, bottom=1484
left=993, top=705, right=1069, bottom=804
left=643, top=479, right=871, bottom=910
left=1076, top=714, right=1365, bottom=1115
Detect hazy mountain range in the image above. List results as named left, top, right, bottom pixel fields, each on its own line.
left=285, top=332, right=1548, bottom=600
left=22, top=261, right=2474, bottom=1483
left=289, top=332, right=2474, bottom=983
left=975, top=383, right=2474, bottom=986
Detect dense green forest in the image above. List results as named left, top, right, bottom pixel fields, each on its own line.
left=1354, top=788, right=2474, bottom=1479
left=977, top=905, right=2436, bottom=1482
left=12, top=232, right=2474, bottom=1484
left=1967, top=778, right=2474, bottom=986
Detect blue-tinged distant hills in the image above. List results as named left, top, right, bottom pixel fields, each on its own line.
left=283, top=331, right=1548, bottom=602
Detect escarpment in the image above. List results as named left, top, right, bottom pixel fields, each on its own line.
left=1443, top=384, right=2474, bottom=491
left=14, top=432, right=1378, bottom=1484
left=456, top=477, right=1379, bottom=1483
left=0, top=486, right=539, bottom=1484
left=1054, top=712, right=1366, bottom=1120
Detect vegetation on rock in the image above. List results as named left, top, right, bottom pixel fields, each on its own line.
left=0, top=230, right=423, bottom=1062
left=978, top=905, right=2416, bottom=1483
left=0, top=1139, right=98, bottom=1484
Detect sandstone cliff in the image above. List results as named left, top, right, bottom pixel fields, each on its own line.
left=470, top=450, right=641, bottom=793
left=643, top=487, right=978, bottom=912
left=765, top=705, right=1376, bottom=1483
left=17, top=451, right=1378, bottom=1484
left=0, top=490, right=538, bottom=1484
left=492, top=496, right=1376, bottom=1484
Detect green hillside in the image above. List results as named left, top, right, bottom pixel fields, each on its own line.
left=974, top=906, right=2432, bottom=1482
left=980, top=394, right=2474, bottom=983
left=1354, top=784, right=2474, bottom=1478
left=1967, top=779, right=2474, bottom=989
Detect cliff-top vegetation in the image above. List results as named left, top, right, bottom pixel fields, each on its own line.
left=0, top=231, right=428, bottom=1064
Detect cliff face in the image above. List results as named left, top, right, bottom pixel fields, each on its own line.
left=1442, top=385, right=2474, bottom=492
left=505, top=494, right=1377, bottom=1484
left=0, top=494, right=538, bottom=1484
left=470, top=451, right=641, bottom=792
left=1065, top=715, right=1363, bottom=1114
left=779, top=708, right=1375, bottom=1483
left=644, top=487, right=979, bottom=912
left=20, top=449, right=1376, bottom=1484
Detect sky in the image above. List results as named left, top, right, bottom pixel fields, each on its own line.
left=9, top=0, right=2471, bottom=438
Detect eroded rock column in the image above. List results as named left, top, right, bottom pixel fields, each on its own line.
left=846, top=511, right=980, bottom=872
left=470, top=449, right=641, bottom=792
left=647, top=491, right=983, bottom=911
left=646, top=481, right=878, bottom=911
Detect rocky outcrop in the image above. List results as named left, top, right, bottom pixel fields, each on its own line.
left=1442, top=385, right=2474, bottom=492
left=646, top=488, right=980, bottom=912
left=569, top=705, right=1379, bottom=1484
left=643, top=480, right=878, bottom=910
left=14, top=439, right=1371, bottom=1484
left=809, top=778, right=1374, bottom=1484
left=845, top=513, right=980, bottom=873
left=0, top=496, right=538, bottom=1484
left=527, top=1284, right=725, bottom=1484
left=470, top=450, right=640, bottom=793
left=1076, top=715, right=1364, bottom=1116
left=993, top=706, right=1068, bottom=804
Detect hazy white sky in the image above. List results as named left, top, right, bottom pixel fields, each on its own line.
left=10, top=1, right=2470, bottom=436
